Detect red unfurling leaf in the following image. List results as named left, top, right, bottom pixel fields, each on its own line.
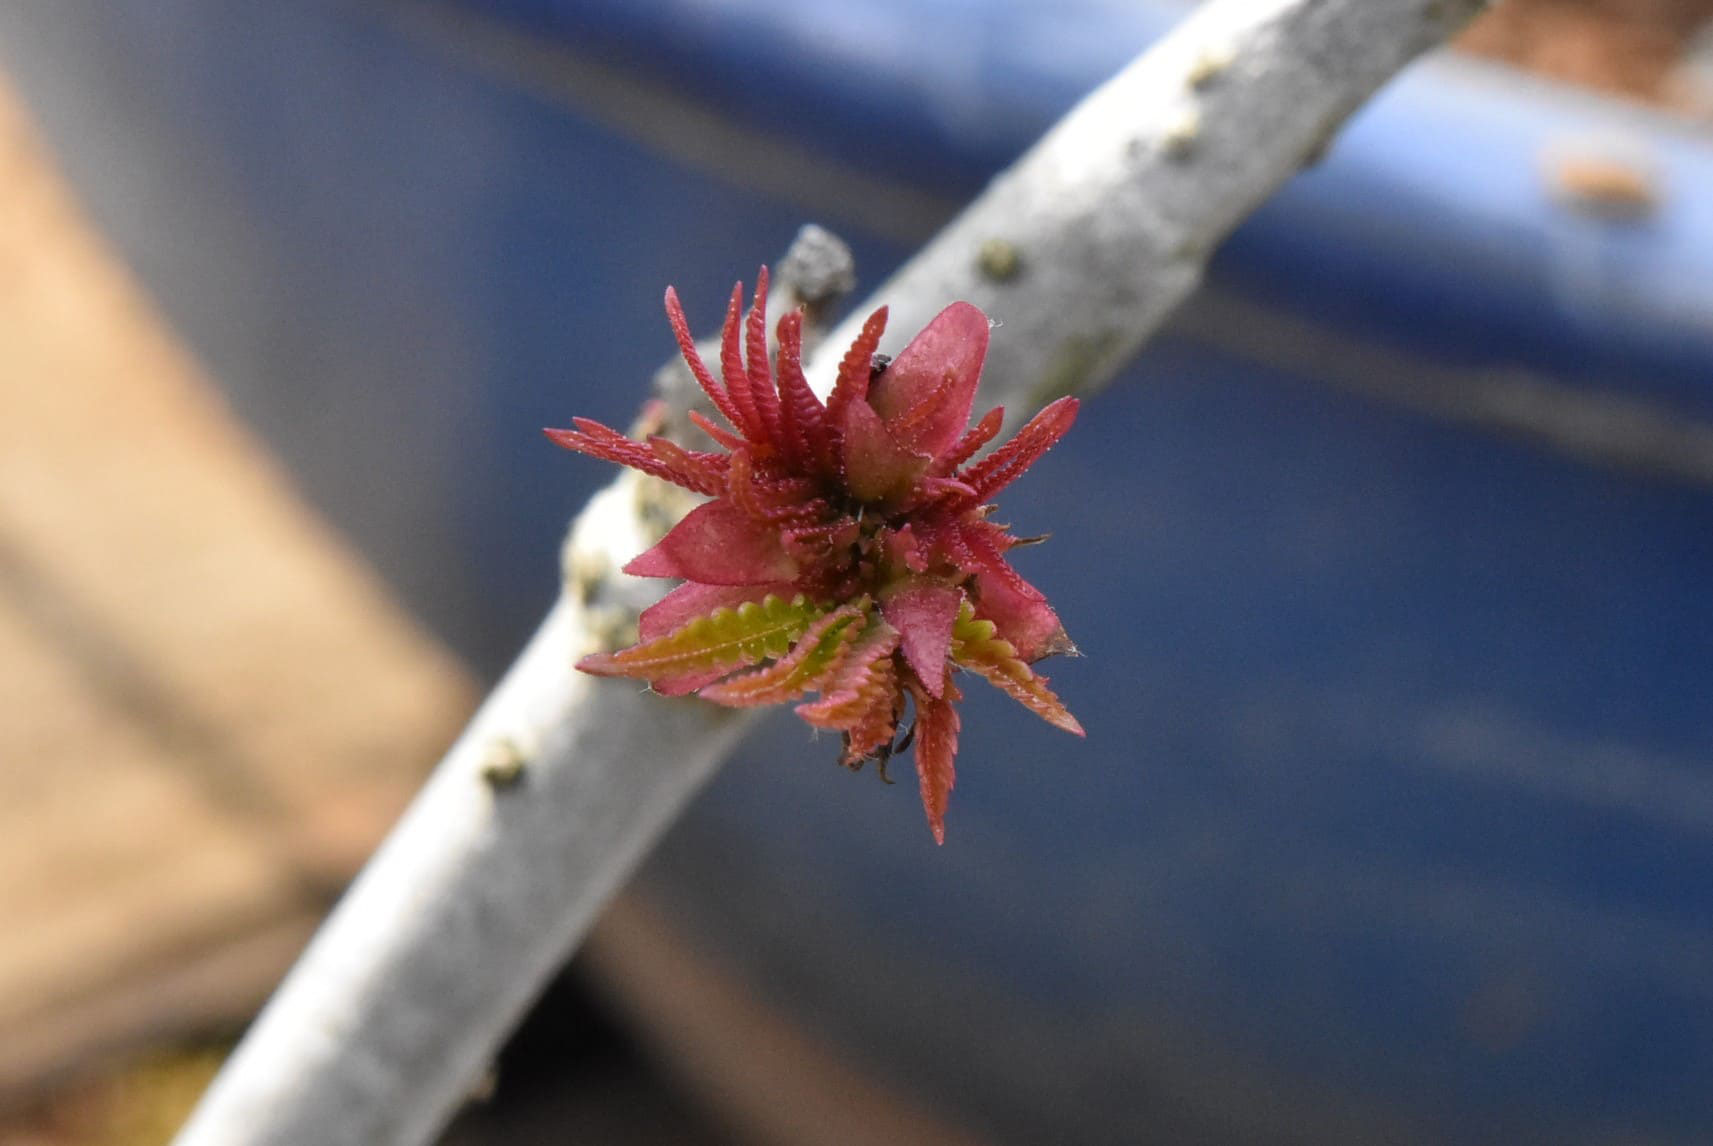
left=779, top=518, right=860, bottom=568
left=625, top=498, right=798, bottom=585
left=883, top=524, right=929, bottom=574
left=880, top=580, right=963, bottom=697
left=688, top=410, right=748, bottom=453
left=726, top=449, right=829, bottom=526
left=664, top=285, right=747, bottom=435
left=544, top=420, right=720, bottom=495
left=743, top=269, right=783, bottom=450
left=722, top=447, right=769, bottom=523
left=911, top=675, right=962, bottom=845
left=840, top=666, right=902, bottom=764
left=935, top=406, right=1004, bottom=474
left=774, top=310, right=832, bottom=473
left=957, top=396, right=1079, bottom=502
left=952, top=519, right=1030, bottom=593
left=715, top=283, right=761, bottom=440
left=647, top=436, right=728, bottom=496
left=825, top=306, right=888, bottom=428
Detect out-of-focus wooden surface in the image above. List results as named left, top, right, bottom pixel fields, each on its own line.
left=0, top=80, right=476, bottom=1108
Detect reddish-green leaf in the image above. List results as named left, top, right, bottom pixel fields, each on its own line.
left=579, top=593, right=824, bottom=681
left=796, top=622, right=901, bottom=729
left=699, top=602, right=869, bottom=707
left=970, top=566, right=1073, bottom=663
left=951, top=603, right=1083, bottom=736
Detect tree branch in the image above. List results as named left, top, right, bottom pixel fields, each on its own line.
left=174, top=2, right=1490, bottom=1143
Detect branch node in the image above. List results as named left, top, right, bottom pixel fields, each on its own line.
left=479, top=739, right=528, bottom=790
left=1187, top=44, right=1236, bottom=89
left=977, top=238, right=1024, bottom=282
left=1160, top=106, right=1203, bottom=158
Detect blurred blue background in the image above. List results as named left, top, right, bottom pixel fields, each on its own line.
left=4, top=2, right=1713, bottom=1142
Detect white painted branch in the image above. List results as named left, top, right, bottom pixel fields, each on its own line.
left=174, top=1, right=1489, bottom=1143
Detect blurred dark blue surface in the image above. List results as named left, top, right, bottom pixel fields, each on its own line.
left=5, top=2, right=1712, bottom=1142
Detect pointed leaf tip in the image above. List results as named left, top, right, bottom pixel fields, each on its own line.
left=952, top=602, right=1081, bottom=734
left=881, top=581, right=963, bottom=697
left=912, top=677, right=961, bottom=844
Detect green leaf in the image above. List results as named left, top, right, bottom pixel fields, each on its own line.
left=951, top=603, right=1084, bottom=736
left=580, top=594, right=824, bottom=682
left=699, top=602, right=870, bottom=707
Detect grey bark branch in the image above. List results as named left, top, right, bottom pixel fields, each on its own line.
left=174, top=1, right=1490, bottom=1143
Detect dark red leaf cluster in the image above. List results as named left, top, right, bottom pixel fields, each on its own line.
left=548, top=269, right=1081, bottom=842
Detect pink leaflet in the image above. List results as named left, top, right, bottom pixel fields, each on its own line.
left=795, top=621, right=901, bottom=728
left=880, top=580, right=964, bottom=697
left=866, top=302, right=988, bottom=460
left=624, top=498, right=798, bottom=586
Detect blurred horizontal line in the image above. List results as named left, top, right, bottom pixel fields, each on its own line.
left=391, top=0, right=960, bottom=244
left=1174, top=289, right=1713, bottom=489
